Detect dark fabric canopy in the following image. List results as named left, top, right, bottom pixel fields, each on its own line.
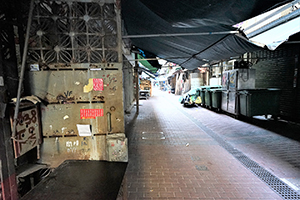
left=122, top=0, right=290, bottom=69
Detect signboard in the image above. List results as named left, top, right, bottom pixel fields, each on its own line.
left=12, top=106, right=42, bottom=158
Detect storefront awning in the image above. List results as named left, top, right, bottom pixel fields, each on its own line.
left=122, top=0, right=298, bottom=70
left=138, top=54, right=159, bottom=73
left=236, top=0, right=300, bottom=50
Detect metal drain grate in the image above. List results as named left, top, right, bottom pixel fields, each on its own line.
left=191, top=155, right=201, bottom=161
left=195, top=165, right=208, bottom=171
left=179, top=108, right=300, bottom=200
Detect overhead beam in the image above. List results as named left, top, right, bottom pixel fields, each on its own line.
left=125, top=57, right=189, bottom=62
left=122, top=31, right=239, bottom=39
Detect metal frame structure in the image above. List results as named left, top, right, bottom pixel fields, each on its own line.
left=19, top=0, right=126, bottom=167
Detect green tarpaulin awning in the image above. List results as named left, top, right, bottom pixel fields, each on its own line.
left=138, top=54, right=159, bottom=73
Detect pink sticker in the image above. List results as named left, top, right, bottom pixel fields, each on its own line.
left=80, top=109, right=104, bottom=119
left=93, top=79, right=104, bottom=91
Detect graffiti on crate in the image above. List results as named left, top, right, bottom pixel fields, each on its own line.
left=109, top=140, right=127, bottom=161
left=57, top=90, right=74, bottom=103
left=66, top=140, right=79, bottom=153
left=103, top=74, right=118, bottom=92
left=84, top=79, right=103, bottom=93
left=14, top=108, right=40, bottom=157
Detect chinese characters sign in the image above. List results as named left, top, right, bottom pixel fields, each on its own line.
left=93, top=78, right=104, bottom=91
left=12, top=107, right=41, bottom=158
left=80, top=109, right=104, bottom=119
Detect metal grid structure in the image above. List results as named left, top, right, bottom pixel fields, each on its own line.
left=24, top=0, right=126, bottom=166
left=28, top=0, right=121, bottom=66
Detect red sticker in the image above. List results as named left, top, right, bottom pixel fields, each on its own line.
left=80, top=109, right=104, bottom=119
left=93, top=79, right=104, bottom=91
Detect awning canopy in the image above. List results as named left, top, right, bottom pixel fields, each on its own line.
left=236, top=0, right=300, bottom=50
left=122, top=0, right=299, bottom=70
left=138, top=54, right=159, bottom=74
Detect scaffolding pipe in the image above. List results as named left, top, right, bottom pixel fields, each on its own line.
left=135, top=53, right=139, bottom=114
left=12, top=0, right=34, bottom=140
left=122, top=31, right=239, bottom=39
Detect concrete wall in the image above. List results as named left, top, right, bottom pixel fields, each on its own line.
left=123, top=57, right=135, bottom=113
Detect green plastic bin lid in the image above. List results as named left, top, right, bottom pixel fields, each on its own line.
left=239, top=88, right=280, bottom=95
left=210, top=88, right=223, bottom=93
left=200, top=85, right=221, bottom=89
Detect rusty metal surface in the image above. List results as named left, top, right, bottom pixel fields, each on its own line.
left=26, top=64, right=123, bottom=103
left=106, top=133, right=128, bottom=162
left=40, top=135, right=106, bottom=167
left=24, top=0, right=126, bottom=166
left=40, top=134, right=128, bottom=167
left=10, top=105, right=42, bottom=158
left=20, top=160, right=127, bottom=200
left=29, top=63, right=125, bottom=137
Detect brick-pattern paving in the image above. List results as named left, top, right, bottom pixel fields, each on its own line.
left=125, top=89, right=284, bottom=200
left=163, top=91, right=300, bottom=189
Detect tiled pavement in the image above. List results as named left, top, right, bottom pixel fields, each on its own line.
left=124, top=88, right=300, bottom=200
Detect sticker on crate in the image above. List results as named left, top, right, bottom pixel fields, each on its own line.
left=80, top=109, right=104, bottom=119
left=83, top=78, right=104, bottom=93
left=11, top=107, right=42, bottom=158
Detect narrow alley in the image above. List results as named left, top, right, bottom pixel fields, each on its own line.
left=124, top=88, right=300, bottom=200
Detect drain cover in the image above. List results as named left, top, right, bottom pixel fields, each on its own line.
left=141, top=132, right=165, bottom=140
left=195, top=165, right=208, bottom=171
left=191, top=156, right=201, bottom=161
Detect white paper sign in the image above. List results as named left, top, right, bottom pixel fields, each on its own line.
left=76, top=124, right=92, bottom=136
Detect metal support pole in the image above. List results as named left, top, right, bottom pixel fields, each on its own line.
left=0, top=3, right=18, bottom=199
left=134, top=53, right=139, bottom=114
left=122, top=31, right=239, bottom=39
left=0, top=117, right=18, bottom=200
left=12, top=0, right=34, bottom=140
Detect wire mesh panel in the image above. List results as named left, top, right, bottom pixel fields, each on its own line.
left=28, top=0, right=121, bottom=66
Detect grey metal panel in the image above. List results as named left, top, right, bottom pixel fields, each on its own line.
left=25, top=1, right=127, bottom=166
left=27, top=64, right=123, bottom=103
left=227, top=91, right=237, bottom=114
left=227, top=69, right=256, bottom=91
left=40, top=136, right=107, bottom=167
left=236, top=69, right=256, bottom=90
left=222, top=72, right=229, bottom=90
left=221, top=91, right=228, bottom=112
left=221, top=91, right=238, bottom=115
left=106, top=133, right=128, bottom=162
left=40, top=102, right=124, bottom=136
left=41, top=103, right=105, bottom=136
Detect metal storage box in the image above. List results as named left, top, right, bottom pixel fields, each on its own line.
left=204, top=89, right=212, bottom=108
left=239, top=88, right=280, bottom=117
left=211, top=89, right=222, bottom=110
left=200, top=85, right=221, bottom=107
